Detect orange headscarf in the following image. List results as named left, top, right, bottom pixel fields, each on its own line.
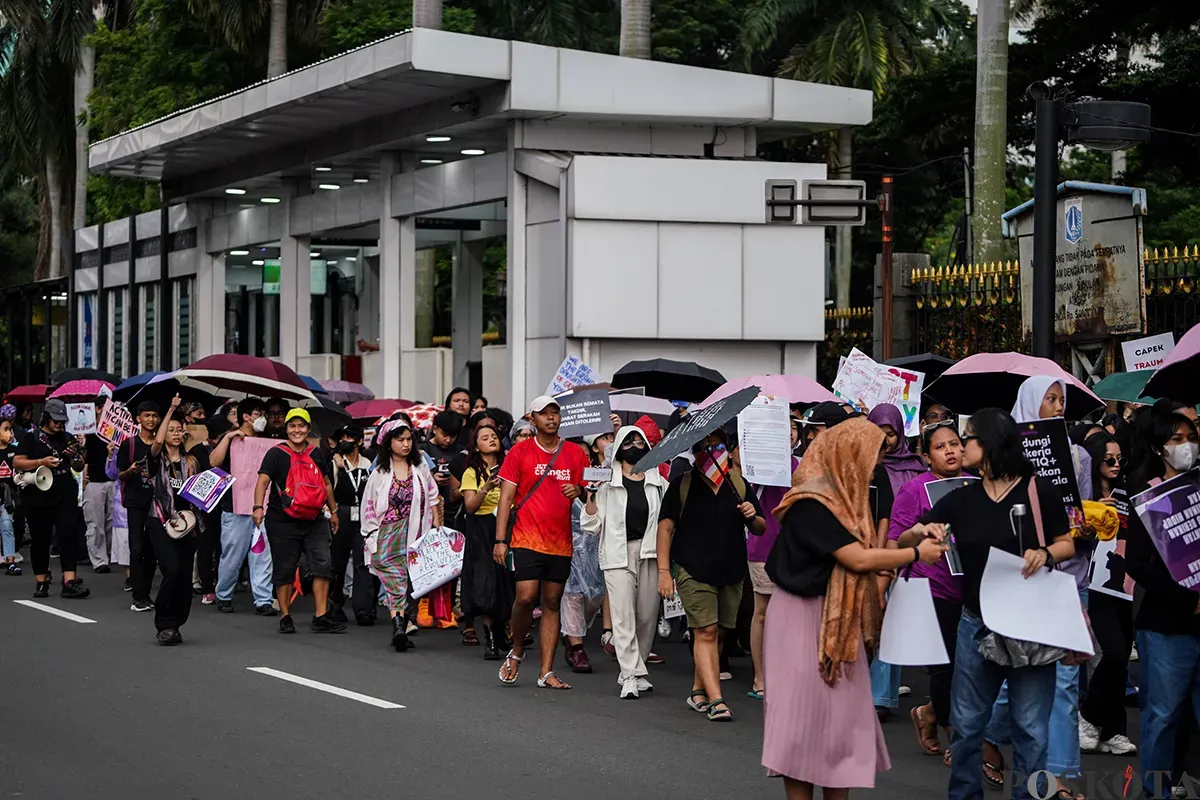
left=774, top=417, right=885, bottom=686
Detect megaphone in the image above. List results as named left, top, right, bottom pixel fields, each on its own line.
left=16, top=466, right=52, bottom=492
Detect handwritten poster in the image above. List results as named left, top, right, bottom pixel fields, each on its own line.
left=96, top=399, right=137, bottom=445
left=66, top=403, right=97, bottom=435
left=832, top=348, right=923, bottom=435
left=230, top=437, right=279, bottom=515
left=545, top=355, right=600, bottom=396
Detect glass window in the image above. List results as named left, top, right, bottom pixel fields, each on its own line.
left=109, top=288, right=125, bottom=377
left=142, top=284, right=158, bottom=372
left=176, top=278, right=194, bottom=368
left=225, top=247, right=278, bottom=357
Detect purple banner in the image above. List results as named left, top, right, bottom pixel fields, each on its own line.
left=1131, top=468, right=1200, bottom=590
left=179, top=468, right=235, bottom=514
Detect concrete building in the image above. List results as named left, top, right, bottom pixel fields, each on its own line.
left=75, top=28, right=872, bottom=409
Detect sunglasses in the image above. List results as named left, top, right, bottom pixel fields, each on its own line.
left=961, top=434, right=979, bottom=444
left=924, top=420, right=957, bottom=433
left=924, top=410, right=954, bottom=423
left=1103, top=456, right=1128, bottom=468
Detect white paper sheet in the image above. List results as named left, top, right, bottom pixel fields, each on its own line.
left=979, top=548, right=1094, bottom=655
left=736, top=396, right=792, bottom=487
left=878, top=577, right=949, bottom=666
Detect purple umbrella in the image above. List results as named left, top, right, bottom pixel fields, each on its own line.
left=697, top=374, right=838, bottom=408
left=1144, top=323, right=1200, bottom=404
left=925, top=352, right=1103, bottom=417
left=318, top=379, right=375, bottom=404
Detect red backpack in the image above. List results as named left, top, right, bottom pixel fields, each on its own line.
left=277, top=443, right=326, bottom=520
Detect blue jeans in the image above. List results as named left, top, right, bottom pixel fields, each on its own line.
left=1137, top=630, right=1200, bottom=799
left=871, top=658, right=901, bottom=708
left=0, top=507, right=13, bottom=558
left=215, top=513, right=273, bottom=605
left=949, top=611, right=1057, bottom=800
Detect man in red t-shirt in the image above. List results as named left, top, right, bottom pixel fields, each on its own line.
left=494, top=395, right=588, bottom=689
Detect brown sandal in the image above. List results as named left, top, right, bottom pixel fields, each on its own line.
left=910, top=706, right=942, bottom=755
left=462, top=628, right=479, bottom=646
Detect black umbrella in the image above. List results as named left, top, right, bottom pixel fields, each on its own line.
left=610, top=358, right=726, bottom=403
left=115, top=376, right=219, bottom=411
left=884, top=353, right=956, bottom=383
left=51, top=367, right=120, bottom=387
left=308, top=396, right=352, bottom=438
left=634, top=386, right=760, bottom=474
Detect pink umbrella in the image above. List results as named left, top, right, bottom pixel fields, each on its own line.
left=1145, top=323, right=1200, bottom=404
left=173, top=355, right=316, bottom=403
left=49, top=379, right=114, bottom=399
left=697, top=374, right=838, bottom=408
left=318, top=379, right=375, bottom=404
left=926, top=352, right=1103, bottom=418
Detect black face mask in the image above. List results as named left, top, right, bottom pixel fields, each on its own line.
left=616, top=442, right=646, bottom=463
left=336, top=441, right=357, bottom=455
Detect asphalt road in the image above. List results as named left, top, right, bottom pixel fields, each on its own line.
left=2, top=570, right=1144, bottom=800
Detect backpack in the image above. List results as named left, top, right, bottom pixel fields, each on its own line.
left=678, top=469, right=746, bottom=509
left=277, top=443, right=326, bottom=520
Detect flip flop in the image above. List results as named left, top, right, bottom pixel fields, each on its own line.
left=536, top=671, right=571, bottom=690
left=498, top=649, right=523, bottom=685
left=746, top=688, right=765, bottom=701
left=462, top=628, right=479, bottom=646
left=910, top=706, right=943, bottom=755
left=983, top=759, right=1005, bottom=788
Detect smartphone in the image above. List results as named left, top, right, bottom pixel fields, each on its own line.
left=505, top=548, right=515, bottom=572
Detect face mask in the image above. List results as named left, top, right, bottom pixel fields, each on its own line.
left=252, top=416, right=267, bottom=433
left=617, top=440, right=647, bottom=463
left=1164, top=442, right=1198, bottom=471
left=601, top=443, right=614, bottom=466
left=337, top=441, right=357, bottom=455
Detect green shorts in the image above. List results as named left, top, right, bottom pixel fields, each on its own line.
left=674, top=565, right=743, bottom=630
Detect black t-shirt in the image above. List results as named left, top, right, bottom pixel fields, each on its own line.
left=116, top=435, right=159, bottom=510
left=921, top=474, right=1069, bottom=615
left=624, top=476, right=649, bottom=541
left=0, top=445, right=16, bottom=504
left=332, top=454, right=370, bottom=507
left=659, top=468, right=763, bottom=587
left=767, top=499, right=858, bottom=597
left=258, top=443, right=332, bottom=523
left=449, top=450, right=469, bottom=482
left=84, top=435, right=112, bottom=483
left=15, top=428, right=79, bottom=507
left=869, top=464, right=894, bottom=525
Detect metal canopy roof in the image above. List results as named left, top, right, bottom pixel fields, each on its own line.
left=89, top=28, right=873, bottom=201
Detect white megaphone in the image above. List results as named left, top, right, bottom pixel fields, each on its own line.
left=16, top=466, right=52, bottom=492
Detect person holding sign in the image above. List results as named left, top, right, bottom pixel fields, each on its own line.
left=1125, top=403, right=1200, bottom=799
left=762, top=418, right=946, bottom=796
left=913, top=407, right=1074, bottom=800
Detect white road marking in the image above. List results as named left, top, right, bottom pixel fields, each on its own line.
left=13, top=600, right=97, bottom=624
left=247, top=667, right=405, bottom=709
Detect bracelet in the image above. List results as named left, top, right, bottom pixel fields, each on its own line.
left=657, top=568, right=671, bottom=573
left=911, top=545, right=920, bottom=564
left=252, top=505, right=263, bottom=511
left=495, top=541, right=509, bottom=548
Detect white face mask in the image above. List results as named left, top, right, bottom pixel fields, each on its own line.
left=1163, top=442, right=1198, bottom=472
left=602, top=443, right=614, bottom=467
left=252, top=416, right=268, bottom=433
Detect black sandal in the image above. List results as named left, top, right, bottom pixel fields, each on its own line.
left=462, top=628, right=479, bottom=646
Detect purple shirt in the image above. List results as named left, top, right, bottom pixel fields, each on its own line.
left=747, top=457, right=800, bottom=563
left=888, top=472, right=963, bottom=604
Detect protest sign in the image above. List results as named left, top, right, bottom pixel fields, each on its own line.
left=1089, top=538, right=1135, bottom=600
left=545, top=355, right=600, bottom=396
left=66, top=403, right=97, bottom=435
left=97, top=399, right=136, bottom=445
left=179, top=468, right=236, bottom=514
left=556, top=389, right=613, bottom=439
left=230, top=437, right=279, bottom=515
left=583, top=467, right=612, bottom=484
left=662, top=583, right=686, bottom=619
left=408, top=526, right=467, bottom=599
left=980, top=548, right=1094, bottom=654
left=1018, top=419, right=1085, bottom=532
left=879, top=577, right=949, bottom=666
left=1122, top=332, right=1175, bottom=372
left=832, top=348, right=923, bottom=435
left=737, top=395, right=792, bottom=487
left=1131, top=468, right=1200, bottom=590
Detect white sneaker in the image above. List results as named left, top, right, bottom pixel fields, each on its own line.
left=1097, top=734, right=1137, bottom=755
left=657, top=615, right=671, bottom=639
left=1130, top=643, right=1139, bottom=662
left=620, top=678, right=639, bottom=699
left=1080, top=717, right=1100, bottom=752
left=719, top=671, right=732, bottom=681
left=1173, top=785, right=1188, bottom=799
left=899, top=685, right=912, bottom=697
left=635, top=677, right=654, bottom=693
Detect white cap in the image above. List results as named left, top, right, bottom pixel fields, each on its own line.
left=529, top=395, right=560, bottom=413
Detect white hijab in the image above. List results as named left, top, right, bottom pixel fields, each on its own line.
left=1011, top=375, right=1067, bottom=424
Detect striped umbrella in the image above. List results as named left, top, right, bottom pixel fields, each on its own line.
left=172, top=355, right=318, bottom=404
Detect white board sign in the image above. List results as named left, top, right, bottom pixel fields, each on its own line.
left=66, top=403, right=97, bottom=435
left=878, top=577, right=949, bottom=666
left=832, top=348, right=924, bottom=436
left=1122, top=332, right=1175, bottom=372
left=545, top=355, right=600, bottom=396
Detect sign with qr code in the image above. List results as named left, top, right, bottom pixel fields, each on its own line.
left=662, top=585, right=686, bottom=619
left=179, top=468, right=236, bottom=513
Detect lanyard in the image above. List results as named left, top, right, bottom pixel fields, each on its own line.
left=344, top=457, right=365, bottom=498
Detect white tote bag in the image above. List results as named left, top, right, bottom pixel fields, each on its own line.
left=408, top=526, right=467, bottom=599
left=877, top=576, right=949, bottom=666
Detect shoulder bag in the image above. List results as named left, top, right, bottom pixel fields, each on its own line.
left=504, top=443, right=564, bottom=542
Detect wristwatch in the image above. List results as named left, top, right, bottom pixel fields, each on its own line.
left=252, top=505, right=263, bottom=511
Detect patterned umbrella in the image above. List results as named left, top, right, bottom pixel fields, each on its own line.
left=319, top=380, right=375, bottom=404
left=400, top=402, right=443, bottom=430
left=49, top=379, right=115, bottom=399
left=172, top=355, right=317, bottom=404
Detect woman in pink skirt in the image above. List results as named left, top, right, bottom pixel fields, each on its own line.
left=762, top=417, right=947, bottom=799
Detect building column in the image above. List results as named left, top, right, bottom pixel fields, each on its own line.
left=278, top=207, right=310, bottom=370
left=452, top=235, right=484, bottom=390
left=378, top=153, right=404, bottom=397
left=397, top=217, right=417, bottom=394
left=193, top=245, right=225, bottom=358
left=506, top=148, right=528, bottom=413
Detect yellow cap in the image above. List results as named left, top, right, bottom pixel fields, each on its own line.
left=285, top=408, right=311, bottom=425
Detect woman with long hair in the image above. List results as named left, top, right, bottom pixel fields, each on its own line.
left=887, top=421, right=965, bottom=760
left=916, top=407, right=1075, bottom=800
left=762, top=417, right=946, bottom=799
left=361, top=419, right=441, bottom=652
left=458, top=425, right=515, bottom=659
left=1126, top=404, right=1200, bottom=799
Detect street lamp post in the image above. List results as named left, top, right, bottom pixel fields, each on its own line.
left=1026, top=83, right=1151, bottom=359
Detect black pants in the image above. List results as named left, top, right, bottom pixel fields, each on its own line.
left=196, top=510, right=221, bottom=594
left=330, top=508, right=357, bottom=607
left=27, top=502, right=80, bottom=576
left=126, top=505, right=160, bottom=604
left=145, top=516, right=196, bottom=631
left=350, top=530, right=380, bottom=622
left=1080, top=591, right=1133, bottom=738
left=929, top=597, right=962, bottom=727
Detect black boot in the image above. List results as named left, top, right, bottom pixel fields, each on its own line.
left=483, top=625, right=500, bottom=661
left=391, top=615, right=410, bottom=652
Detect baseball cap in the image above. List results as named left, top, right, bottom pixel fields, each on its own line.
left=44, top=399, right=68, bottom=422
left=803, top=401, right=859, bottom=429
left=529, top=395, right=559, bottom=414
left=285, top=408, right=311, bottom=425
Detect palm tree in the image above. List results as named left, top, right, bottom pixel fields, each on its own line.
left=476, top=0, right=612, bottom=51
left=0, top=0, right=95, bottom=279
left=740, top=0, right=960, bottom=308
left=619, top=0, right=649, bottom=58
left=187, top=0, right=326, bottom=78
left=972, top=0, right=1008, bottom=266
left=413, top=0, right=442, bottom=29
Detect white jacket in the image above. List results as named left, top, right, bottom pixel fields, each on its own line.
left=579, top=426, right=667, bottom=571
left=360, top=460, right=439, bottom=554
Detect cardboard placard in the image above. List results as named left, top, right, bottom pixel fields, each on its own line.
left=1122, top=331, right=1175, bottom=372
left=1019, top=419, right=1085, bottom=531
left=66, top=403, right=97, bottom=435
left=230, top=437, right=279, bottom=515
left=832, top=348, right=923, bottom=436
left=96, top=399, right=137, bottom=445
left=556, top=389, right=613, bottom=439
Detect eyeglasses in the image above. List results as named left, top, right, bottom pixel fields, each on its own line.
left=619, top=439, right=647, bottom=450
left=961, top=434, right=979, bottom=444
left=924, top=420, right=957, bottom=433
left=1103, top=456, right=1128, bottom=468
